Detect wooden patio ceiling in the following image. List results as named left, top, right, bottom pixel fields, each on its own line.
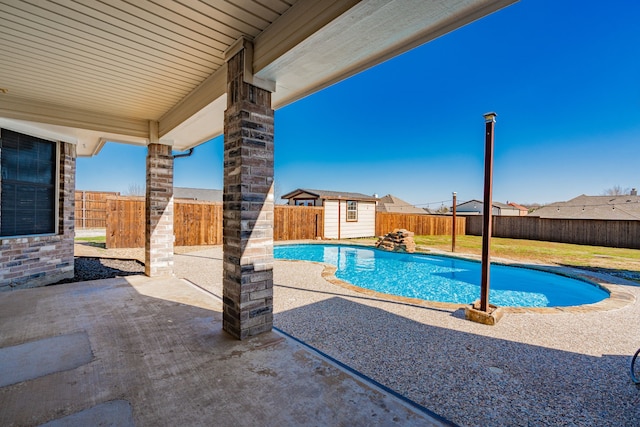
left=0, top=0, right=516, bottom=156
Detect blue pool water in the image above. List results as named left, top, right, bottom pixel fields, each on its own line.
left=274, top=244, right=609, bottom=307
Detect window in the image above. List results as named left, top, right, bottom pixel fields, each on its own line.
left=1, top=129, right=57, bottom=237
left=346, top=200, right=358, bottom=221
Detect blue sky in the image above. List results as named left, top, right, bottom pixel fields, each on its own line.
left=77, top=0, right=640, bottom=208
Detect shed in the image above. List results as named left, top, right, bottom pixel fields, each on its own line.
left=281, top=189, right=377, bottom=239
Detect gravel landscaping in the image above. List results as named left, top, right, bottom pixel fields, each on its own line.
left=55, top=257, right=144, bottom=284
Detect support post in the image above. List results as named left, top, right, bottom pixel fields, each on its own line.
left=223, top=39, right=275, bottom=339
left=480, top=112, right=497, bottom=312
left=451, top=192, right=457, bottom=252
left=145, top=134, right=174, bottom=277
left=465, top=112, right=503, bottom=325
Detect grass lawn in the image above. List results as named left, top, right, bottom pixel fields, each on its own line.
left=412, top=235, right=640, bottom=274
left=74, top=235, right=106, bottom=248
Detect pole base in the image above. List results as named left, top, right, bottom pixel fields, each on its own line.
left=464, top=300, right=504, bottom=325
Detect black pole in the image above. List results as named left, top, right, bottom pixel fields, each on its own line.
left=452, top=192, right=457, bottom=252
left=480, top=112, right=497, bottom=312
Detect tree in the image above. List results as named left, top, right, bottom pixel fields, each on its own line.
left=125, top=183, right=145, bottom=196
left=602, top=185, right=630, bottom=196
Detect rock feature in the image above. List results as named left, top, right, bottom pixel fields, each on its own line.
left=376, top=229, right=416, bottom=253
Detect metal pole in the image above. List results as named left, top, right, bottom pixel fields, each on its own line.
left=480, top=112, right=497, bottom=312
left=452, top=192, right=457, bottom=252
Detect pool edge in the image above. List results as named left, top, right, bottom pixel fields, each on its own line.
left=275, top=241, right=636, bottom=315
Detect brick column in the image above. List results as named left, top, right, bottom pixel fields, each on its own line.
left=57, top=142, right=76, bottom=276
left=145, top=143, right=174, bottom=277
left=223, top=48, right=275, bottom=339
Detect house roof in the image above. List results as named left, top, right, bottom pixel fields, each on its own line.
left=174, top=187, right=222, bottom=202
left=0, top=1, right=516, bottom=157
left=529, top=194, right=640, bottom=220
left=281, top=188, right=377, bottom=202
left=377, top=194, right=427, bottom=214
left=457, top=200, right=519, bottom=210
left=508, top=202, right=529, bottom=212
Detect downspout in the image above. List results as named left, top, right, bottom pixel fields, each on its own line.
left=172, top=148, right=194, bottom=159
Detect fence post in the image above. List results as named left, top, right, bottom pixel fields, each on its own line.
left=82, top=191, right=86, bottom=229
left=452, top=192, right=457, bottom=252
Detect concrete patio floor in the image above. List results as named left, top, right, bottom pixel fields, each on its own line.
left=0, top=274, right=451, bottom=427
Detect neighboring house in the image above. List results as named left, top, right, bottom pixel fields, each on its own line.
left=455, top=199, right=521, bottom=216
left=376, top=194, right=427, bottom=214
left=507, top=201, right=529, bottom=216
left=528, top=192, right=640, bottom=220
left=174, top=187, right=222, bottom=202
left=281, top=189, right=377, bottom=239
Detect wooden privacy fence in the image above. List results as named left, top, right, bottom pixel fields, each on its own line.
left=106, top=196, right=146, bottom=248
left=466, top=215, right=640, bottom=249
left=274, top=205, right=324, bottom=241
left=75, top=190, right=119, bottom=229
left=174, top=201, right=223, bottom=246
left=106, top=198, right=322, bottom=248
left=375, top=212, right=466, bottom=237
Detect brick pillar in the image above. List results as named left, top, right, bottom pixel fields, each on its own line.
left=145, top=143, right=174, bottom=277
left=58, top=142, right=76, bottom=277
left=223, top=48, right=275, bottom=339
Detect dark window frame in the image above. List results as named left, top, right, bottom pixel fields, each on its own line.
left=1, top=129, right=58, bottom=238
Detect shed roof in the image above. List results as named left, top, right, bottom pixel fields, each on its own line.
left=281, top=188, right=377, bottom=202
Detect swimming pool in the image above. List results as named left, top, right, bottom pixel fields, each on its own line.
left=274, top=244, right=609, bottom=307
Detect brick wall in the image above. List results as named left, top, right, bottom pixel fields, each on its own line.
left=0, top=141, right=76, bottom=290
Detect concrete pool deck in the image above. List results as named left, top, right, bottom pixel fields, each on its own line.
left=0, top=275, right=450, bottom=426
left=5, top=242, right=640, bottom=426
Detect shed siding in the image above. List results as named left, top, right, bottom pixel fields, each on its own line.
left=324, top=200, right=375, bottom=238
left=324, top=200, right=339, bottom=238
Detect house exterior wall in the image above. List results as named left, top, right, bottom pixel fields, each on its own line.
left=0, top=140, right=76, bottom=290
left=456, top=201, right=483, bottom=215
left=323, top=200, right=376, bottom=238
left=457, top=201, right=519, bottom=216
left=498, top=208, right=520, bottom=217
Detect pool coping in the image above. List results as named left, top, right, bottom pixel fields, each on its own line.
left=274, top=241, right=636, bottom=315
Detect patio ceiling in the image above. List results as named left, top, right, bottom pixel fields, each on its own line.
left=0, top=0, right=516, bottom=156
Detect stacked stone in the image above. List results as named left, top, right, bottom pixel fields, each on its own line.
left=375, top=229, right=416, bottom=253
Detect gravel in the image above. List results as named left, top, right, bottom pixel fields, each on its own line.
left=54, top=257, right=145, bottom=284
